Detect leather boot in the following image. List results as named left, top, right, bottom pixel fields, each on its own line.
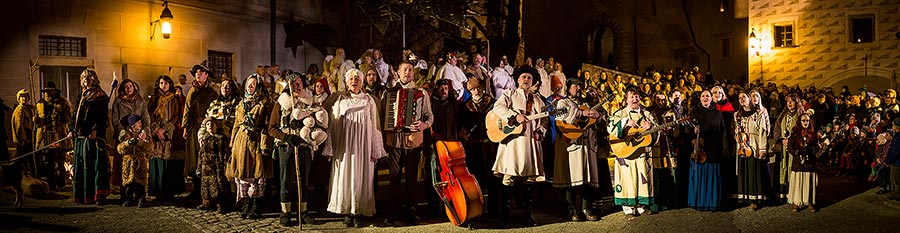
left=522, top=186, right=537, bottom=226
left=247, top=198, right=262, bottom=219
left=239, top=198, right=252, bottom=219
left=568, top=205, right=581, bottom=221
left=279, top=202, right=291, bottom=226
left=498, top=186, right=511, bottom=226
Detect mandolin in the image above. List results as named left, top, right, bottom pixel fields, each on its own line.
left=555, top=94, right=614, bottom=140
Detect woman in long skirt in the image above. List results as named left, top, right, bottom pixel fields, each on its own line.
left=788, top=113, right=819, bottom=212
left=688, top=90, right=725, bottom=211
left=733, top=92, right=771, bottom=210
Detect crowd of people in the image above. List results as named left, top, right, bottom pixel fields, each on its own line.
left=5, top=46, right=900, bottom=228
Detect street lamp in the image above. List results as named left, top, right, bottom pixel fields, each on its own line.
left=749, top=28, right=763, bottom=83
left=151, top=0, right=174, bottom=40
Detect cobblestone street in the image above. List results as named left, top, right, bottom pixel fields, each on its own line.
left=3, top=171, right=900, bottom=232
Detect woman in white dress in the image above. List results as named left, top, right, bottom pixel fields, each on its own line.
left=323, top=68, right=386, bottom=227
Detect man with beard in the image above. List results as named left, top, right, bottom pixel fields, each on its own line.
left=380, top=60, right=434, bottom=224
left=460, top=77, right=500, bottom=218
left=423, top=79, right=463, bottom=217
left=466, top=53, right=494, bottom=98
left=35, top=82, right=72, bottom=191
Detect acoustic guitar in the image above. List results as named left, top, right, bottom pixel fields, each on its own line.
left=555, top=94, right=614, bottom=140
left=485, top=108, right=568, bottom=143
left=609, top=117, right=690, bottom=159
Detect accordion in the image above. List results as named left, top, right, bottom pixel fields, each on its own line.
left=384, top=88, right=425, bottom=132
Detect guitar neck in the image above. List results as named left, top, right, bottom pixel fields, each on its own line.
left=640, top=118, right=687, bottom=136
left=526, top=112, right=550, bottom=120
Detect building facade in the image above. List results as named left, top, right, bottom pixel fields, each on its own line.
left=0, top=0, right=338, bottom=104
left=522, top=0, right=749, bottom=82
left=748, top=0, right=900, bottom=91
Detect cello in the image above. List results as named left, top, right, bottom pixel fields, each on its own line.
left=433, top=140, right=484, bottom=226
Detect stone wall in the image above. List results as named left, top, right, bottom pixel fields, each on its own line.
left=749, top=0, right=900, bottom=91
left=0, top=0, right=332, bottom=104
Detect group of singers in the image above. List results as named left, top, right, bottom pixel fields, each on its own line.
left=11, top=48, right=840, bottom=229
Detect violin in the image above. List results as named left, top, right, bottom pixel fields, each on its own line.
left=691, top=130, right=707, bottom=163
left=736, top=121, right=755, bottom=158
left=433, top=141, right=484, bottom=226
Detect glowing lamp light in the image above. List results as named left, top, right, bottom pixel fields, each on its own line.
left=151, top=0, right=174, bottom=40
left=160, top=1, right=173, bottom=39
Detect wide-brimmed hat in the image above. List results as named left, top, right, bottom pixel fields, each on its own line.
left=40, top=81, right=60, bottom=92
left=190, top=62, right=210, bottom=77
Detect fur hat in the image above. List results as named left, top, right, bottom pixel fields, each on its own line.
left=466, top=77, right=482, bottom=91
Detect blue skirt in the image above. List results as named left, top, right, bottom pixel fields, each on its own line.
left=688, top=161, right=721, bottom=211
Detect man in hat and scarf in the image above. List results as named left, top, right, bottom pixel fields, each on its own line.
left=182, top=62, right=220, bottom=199
left=69, top=69, right=110, bottom=205
left=35, top=82, right=72, bottom=191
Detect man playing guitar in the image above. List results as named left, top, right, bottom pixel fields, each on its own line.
left=606, top=86, right=658, bottom=220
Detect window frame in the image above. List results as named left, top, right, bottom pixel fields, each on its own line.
left=848, top=14, right=876, bottom=44
left=772, top=23, right=796, bottom=48
left=38, top=35, right=87, bottom=57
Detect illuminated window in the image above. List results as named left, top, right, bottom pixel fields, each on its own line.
left=39, top=35, right=86, bottom=57
left=850, top=15, right=875, bottom=43
left=774, top=24, right=794, bottom=47
left=208, top=50, right=233, bottom=83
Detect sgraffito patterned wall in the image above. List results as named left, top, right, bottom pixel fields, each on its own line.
left=748, top=0, right=900, bottom=91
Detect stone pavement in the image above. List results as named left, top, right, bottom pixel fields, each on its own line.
left=3, top=174, right=900, bottom=232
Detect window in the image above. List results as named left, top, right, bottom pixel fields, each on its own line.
left=207, top=50, right=233, bottom=83
left=774, top=24, right=794, bottom=47
left=850, top=15, right=875, bottom=43
left=721, top=37, right=731, bottom=57
left=39, top=35, right=87, bottom=57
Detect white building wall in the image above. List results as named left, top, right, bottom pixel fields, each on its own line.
left=748, top=0, right=900, bottom=91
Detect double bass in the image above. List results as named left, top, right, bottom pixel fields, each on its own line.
left=433, top=140, right=484, bottom=226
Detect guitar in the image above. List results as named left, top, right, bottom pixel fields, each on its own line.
left=555, top=94, right=615, bottom=140
left=609, top=117, right=690, bottom=159
left=485, top=108, right=568, bottom=143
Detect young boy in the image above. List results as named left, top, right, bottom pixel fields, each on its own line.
left=197, top=117, right=231, bottom=213
left=117, top=114, right=150, bottom=208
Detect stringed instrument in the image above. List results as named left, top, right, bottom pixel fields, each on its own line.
left=736, top=121, right=756, bottom=158
left=485, top=108, right=568, bottom=143
left=555, top=94, right=614, bottom=140
left=691, top=131, right=707, bottom=163
left=433, top=140, right=483, bottom=226
left=609, top=117, right=690, bottom=159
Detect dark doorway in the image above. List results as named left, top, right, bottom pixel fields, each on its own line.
left=588, top=27, right=616, bottom=69
left=39, top=66, right=85, bottom=106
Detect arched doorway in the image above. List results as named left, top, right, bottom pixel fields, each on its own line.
left=587, top=26, right=616, bottom=69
